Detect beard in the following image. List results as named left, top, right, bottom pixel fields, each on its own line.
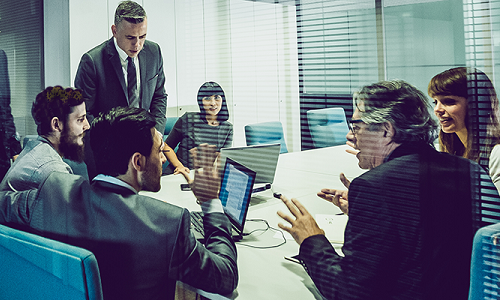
left=59, top=128, right=85, bottom=163
left=140, top=158, right=161, bottom=192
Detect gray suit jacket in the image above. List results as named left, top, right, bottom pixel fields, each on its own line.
left=1, top=172, right=238, bottom=300
left=74, top=38, right=167, bottom=132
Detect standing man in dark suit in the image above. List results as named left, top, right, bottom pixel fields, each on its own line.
left=277, top=80, right=499, bottom=299
left=0, top=49, right=22, bottom=181
left=75, top=1, right=167, bottom=179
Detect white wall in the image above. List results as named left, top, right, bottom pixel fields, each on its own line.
left=44, top=0, right=71, bottom=88
left=67, top=0, right=300, bottom=151
left=383, top=0, right=467, bottom=93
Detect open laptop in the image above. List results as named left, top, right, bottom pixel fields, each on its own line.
left=191, top=157, right=256, bottom=241
left=219, top=143, right=281, bottom=191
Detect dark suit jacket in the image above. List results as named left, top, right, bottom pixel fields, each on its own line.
left=0, top=50, right=21, bottom=179
left=299, top=142, right=499, bottom=300
left=2, top=173, right=238, bottom=300
left=74, top=38, right=167, bottom=132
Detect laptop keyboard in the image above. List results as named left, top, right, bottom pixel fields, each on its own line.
left=191, top=210, right=244, bottom=241
left=190, top=211, right=204, bottom=236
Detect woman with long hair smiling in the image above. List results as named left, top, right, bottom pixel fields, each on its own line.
left=429, top=67, right=500, bottom=191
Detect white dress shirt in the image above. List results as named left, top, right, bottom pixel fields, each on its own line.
left=113, top=38, right=141, bottom=106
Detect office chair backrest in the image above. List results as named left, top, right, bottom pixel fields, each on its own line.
left=22, top=135, right=38, bottom=148
left=164, top=116, right=179, bottom=138
left=307, top=107, right=349, bottom=148
left=244, top=121, right=288, bottom=154
left=469, top=223, right=500, bottom=300
left=162, top=116, right=180, bottom=174
left=0, top=223, right=103, bottom=300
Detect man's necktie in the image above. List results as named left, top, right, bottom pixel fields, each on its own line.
left=127, top=57, right=139, bottom=107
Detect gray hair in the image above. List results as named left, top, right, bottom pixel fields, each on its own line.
left=353, top=80, right=438, bottom=144
left=114, top=1, right=146, bottom=26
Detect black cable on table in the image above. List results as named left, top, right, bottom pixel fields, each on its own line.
left=237, top=219, right=287, bottom=249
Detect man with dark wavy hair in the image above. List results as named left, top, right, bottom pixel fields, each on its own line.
left=1, top=107, right=238, bottom=300
left=0, top=86, right=90, bottom=192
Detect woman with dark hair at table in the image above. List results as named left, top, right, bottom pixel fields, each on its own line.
left=163, top=81, right=233, bottom=175
left=429, top=67, right=500, bottom=191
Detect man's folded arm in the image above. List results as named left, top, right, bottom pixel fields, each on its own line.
left=169, top=207, right=238, bottom=295
left=0, top=189, right=38, bottom=225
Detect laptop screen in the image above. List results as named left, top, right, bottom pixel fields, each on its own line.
left=220, top=143, right=280, bottom=184
left=219, top=158, right=256, bottom=234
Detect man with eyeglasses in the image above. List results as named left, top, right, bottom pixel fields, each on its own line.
left=277, top=80, right=498, bottom=299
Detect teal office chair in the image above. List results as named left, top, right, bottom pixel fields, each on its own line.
left=244, top=121, right=288, bottom=154
left=22, top=134, right=38, bottom=148
left=162, top=116, right=180, bottom=174
left=0, top=223, right=103, bottom=300
left=469, top=223, right=500, bottom=300
left=163, top=116, right=179, bottom=140
left=307, top=107, right=349, bottom=148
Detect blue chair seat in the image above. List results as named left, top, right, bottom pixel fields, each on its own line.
left=163, top=116, right=179, bottom=140
left=163, top=116, right=180, bottom=174
left=469, top=223, right=500, bottom=300
left=307, top=107, right=349, bottom=148
left=0, top=223, right=103, bottom=299
left=244, top=121, right=288, bottom=154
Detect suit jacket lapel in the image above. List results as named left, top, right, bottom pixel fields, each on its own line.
left=105, top=38, right=128, bottom=103
left=138, top=42, right=148, bottom=107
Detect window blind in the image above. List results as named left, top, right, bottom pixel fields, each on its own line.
left=0, top=0, right=43, bottom=140
left=295, top=0, right=378, bottom=149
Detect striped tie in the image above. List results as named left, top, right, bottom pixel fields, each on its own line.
left=127, top=56, right=139, bottom=107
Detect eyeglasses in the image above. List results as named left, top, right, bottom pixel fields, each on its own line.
left=347, top=119, right=364, bottom=134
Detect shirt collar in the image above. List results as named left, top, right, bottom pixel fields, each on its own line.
left=384, top=141, right=434, bottom=163
left=93, top=174, right=137, bottom=194
left=38, top=136, right=62, bottom=156
left=113, top=37, right=130, bottom=63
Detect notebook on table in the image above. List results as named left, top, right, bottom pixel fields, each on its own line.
left=191, top=157, right=256, bottom=241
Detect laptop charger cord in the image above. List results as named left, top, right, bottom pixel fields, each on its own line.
left=237, top=219, right=286, bottom=249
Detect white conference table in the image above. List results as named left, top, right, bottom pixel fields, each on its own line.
left=142, top=145, right=365, bottom=300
